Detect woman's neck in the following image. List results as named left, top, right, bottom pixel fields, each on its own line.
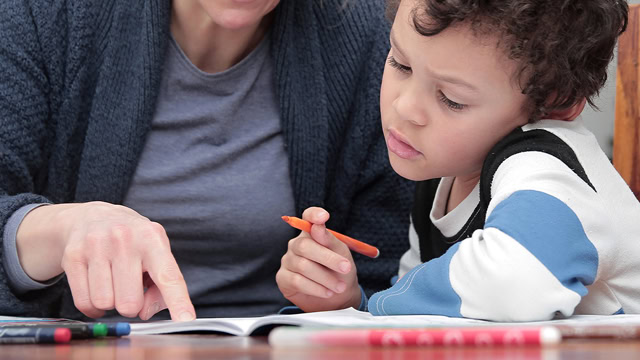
left=170, top=2, right=273, bottom=74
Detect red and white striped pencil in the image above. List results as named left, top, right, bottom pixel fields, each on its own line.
left=269, top=326, right=562, bottom=347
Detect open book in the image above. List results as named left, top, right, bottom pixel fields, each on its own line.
left=129, top=307, right=640, bottom=336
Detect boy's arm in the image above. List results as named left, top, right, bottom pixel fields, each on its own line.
left=369, top=151, right=602, bottom=321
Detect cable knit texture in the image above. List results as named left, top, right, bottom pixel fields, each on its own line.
left=0, top=0, right=414, bottom=318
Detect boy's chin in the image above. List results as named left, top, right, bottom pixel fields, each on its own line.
left=388, top=157, right=432, bottom=182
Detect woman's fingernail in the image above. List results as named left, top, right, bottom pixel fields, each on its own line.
left=335, top=281, right=346, bottom=293
left=339, top=261, right=351, bottom=273
left=146, top=302, right=160, bottom=320
left=325, top=290, right=334, bottom=298
left=179, top=312, right=195, bottom=322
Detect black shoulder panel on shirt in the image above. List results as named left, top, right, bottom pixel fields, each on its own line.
left=412, top=127, right=594, bottom=265
left=480, top=128, right=596, bottom=207
left=412, top=179, right=484, bottom=263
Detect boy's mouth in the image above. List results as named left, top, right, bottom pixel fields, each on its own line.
left=387, top=129, right=422, bottom=159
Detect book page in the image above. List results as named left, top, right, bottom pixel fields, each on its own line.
left=0, top=316, right=79, bottom=324
left=130, top=316, right=261, bottom=336
left=130, top=308, right=488, bottom=335
left=130, top=308, right=640, bottom=336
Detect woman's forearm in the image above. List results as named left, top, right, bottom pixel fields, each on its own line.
left=15, top=203, right=75, bottom=282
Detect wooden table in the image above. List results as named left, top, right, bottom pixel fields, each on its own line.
left=2, top=335, right=640, bottom=360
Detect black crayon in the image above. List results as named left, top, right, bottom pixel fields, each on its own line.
left=0, top=327, right=71, bottom=344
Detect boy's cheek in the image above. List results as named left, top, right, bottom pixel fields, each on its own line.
left=379, top=90, right=395, bottom=127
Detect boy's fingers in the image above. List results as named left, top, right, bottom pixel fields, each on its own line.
left=301, top=207, right=330, bottom=224
left=283, top=254, right=348, bottom=294
left=310, top=223, right=351, bottom=258
left=309, top=223, right=331, bottom=247
left=290, top=237, right=351, bottom=275
left=278, top=269, right=335, bottom=299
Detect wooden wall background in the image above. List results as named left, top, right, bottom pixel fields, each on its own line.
left=614, top=4, right=640, bottom=199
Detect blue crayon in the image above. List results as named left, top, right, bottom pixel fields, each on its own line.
left=104, top=323, right=131, bottom=337
left=0, top=327, right=71, bottom=344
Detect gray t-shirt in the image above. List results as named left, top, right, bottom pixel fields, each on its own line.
left=3, top=33, right=297, bottom=318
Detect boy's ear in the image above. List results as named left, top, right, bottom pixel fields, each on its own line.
left=546, top=98, right=587, bottom=121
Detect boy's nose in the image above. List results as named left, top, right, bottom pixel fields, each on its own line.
left=393, top=84, right=428, bottom=126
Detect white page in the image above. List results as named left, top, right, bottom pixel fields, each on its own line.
left=131, top=308, right=488, bottom=335
left=130, top=308, right=640, bottom=336
left=0, top=316, right=68, bottom=323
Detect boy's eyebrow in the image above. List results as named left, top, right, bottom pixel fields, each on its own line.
left=389, top=30, right=408, bottom=59
left=433, top=74, right=479, bottom=92
left=391, top=29, right=479, bottom=92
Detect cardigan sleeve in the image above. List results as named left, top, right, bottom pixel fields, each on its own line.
left=0, top=0, right=66, bottom=316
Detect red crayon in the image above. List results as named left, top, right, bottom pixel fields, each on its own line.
left=0, top=327, right=72, bottom=344
left=269, top=327, right=562, bottom=347
left=281, top=216, right=380, bottom=258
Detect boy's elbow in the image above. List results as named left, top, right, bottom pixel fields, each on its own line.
left=451, top=264, right=583, bottom=322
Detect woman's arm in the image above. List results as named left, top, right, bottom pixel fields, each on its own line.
left=0, top=1, right=195, bottom=321
left=0, top=0, right=62, bottom=317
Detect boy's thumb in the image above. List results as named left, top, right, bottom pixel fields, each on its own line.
left=301, top=207, right=330, bottom=225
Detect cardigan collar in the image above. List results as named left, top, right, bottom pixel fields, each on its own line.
left=75, top=0, right=329, bottom=212
left=74, top=0, right=172, bottom=203
left=271, top=0, right=329, bottom=214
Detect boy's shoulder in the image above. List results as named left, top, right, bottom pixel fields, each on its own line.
left=480, top=119, right=599, bottom=202
left=485, top=120, right=590, bottom=173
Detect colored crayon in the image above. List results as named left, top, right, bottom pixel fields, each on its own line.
left=3, top=323, right=108, bottom=339
left=104, top=323, right=131, bottom=337
left=0, top=327, right=71, bottom=344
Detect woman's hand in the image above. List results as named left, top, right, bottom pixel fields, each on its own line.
left=276, top=207, right=361, bottom=312
left=16, top=202, right=195, bottom=321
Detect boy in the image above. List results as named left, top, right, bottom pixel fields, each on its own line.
left=276, top=0, right=639, bottom=321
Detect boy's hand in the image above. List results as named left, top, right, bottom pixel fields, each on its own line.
left=276, top=207, right=362, bottom=312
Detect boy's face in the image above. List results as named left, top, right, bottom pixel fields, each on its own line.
left=380, top=0, right=530, bottom=183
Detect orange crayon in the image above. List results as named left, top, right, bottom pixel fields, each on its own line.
left=281, top=216, right=380, bottom=259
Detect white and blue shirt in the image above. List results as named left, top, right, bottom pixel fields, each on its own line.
left=369, top=118, right=640, bottom=321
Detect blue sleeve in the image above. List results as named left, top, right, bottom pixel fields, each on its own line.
left=278, top=285, right=369, bottom=314
left=368, top=242, right=462, bottom=316
left=369, top=190, right=599, bottom=321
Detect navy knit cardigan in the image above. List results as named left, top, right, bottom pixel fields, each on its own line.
left=0, top=0, right=414, bottom=318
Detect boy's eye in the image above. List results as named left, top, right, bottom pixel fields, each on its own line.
left=438, top=91, right=467, bottom=111
left=387, top=56, right=412, bottom=74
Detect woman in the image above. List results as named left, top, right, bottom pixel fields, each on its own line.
left=0, top=0, right=413, bottom=320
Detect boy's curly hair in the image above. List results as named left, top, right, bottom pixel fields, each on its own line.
left=387, top=0, right=629, bottom=121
